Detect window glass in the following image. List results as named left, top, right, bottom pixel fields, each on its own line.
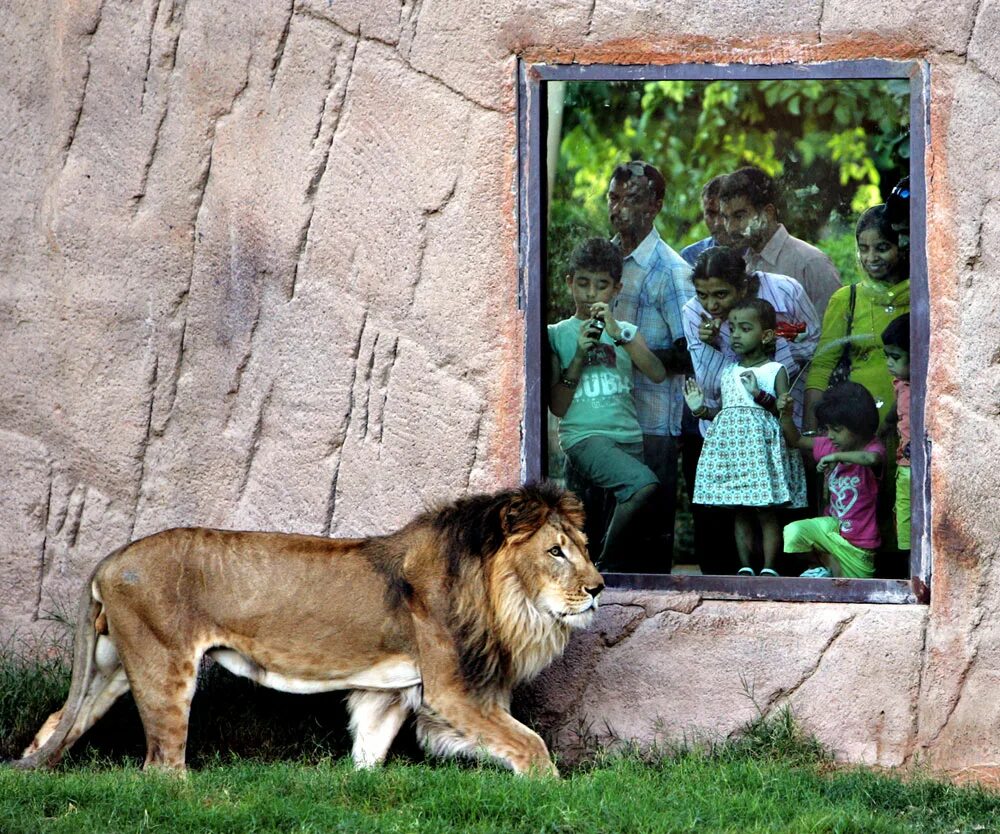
left=529, top=70, right=925, bottom=600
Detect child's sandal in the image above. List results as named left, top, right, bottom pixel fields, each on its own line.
left=759, top=568, right=779, bottom=577
left=737, top=566, right=755, bottom=576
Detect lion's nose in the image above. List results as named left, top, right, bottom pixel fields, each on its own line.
left=585, top=583, right=604, bottom=599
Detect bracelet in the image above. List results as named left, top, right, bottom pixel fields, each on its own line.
left=753, top=390, right=776, bottom=408
left=559, top=375, right=579, bottom=389
left=692, top=406, right=708, bottom=418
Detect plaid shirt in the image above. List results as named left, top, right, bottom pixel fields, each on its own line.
left=612, top=228, right=694, bottom=437
left=682, top=271, right=820, bottom=435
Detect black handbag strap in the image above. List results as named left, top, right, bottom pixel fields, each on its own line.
left=844, top=283, right=857, bottom=337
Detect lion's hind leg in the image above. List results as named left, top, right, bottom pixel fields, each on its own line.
left=16, top=592, right=131, bottom=769
left=21, top=634, right=130, bottom=765
left=113, top=639, right=204, bottom=772
left=347, top=686, right=418, bottom=768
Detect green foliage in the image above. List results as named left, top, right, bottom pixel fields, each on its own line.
left=0, top=639, right=71, bottom=760
left=547, top=78, right=910, bottom=319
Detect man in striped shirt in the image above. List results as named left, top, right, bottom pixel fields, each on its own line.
left=608, top=161, right=694, bottom=571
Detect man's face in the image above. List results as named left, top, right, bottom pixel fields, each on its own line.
left=607, top=174, right=659, bottom=241
left=720, top=195, right=771, bottom=251
left=702, top=195, right=732, bottom=245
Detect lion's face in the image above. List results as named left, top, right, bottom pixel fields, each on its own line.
left=511, top=514, right=604, bottom=628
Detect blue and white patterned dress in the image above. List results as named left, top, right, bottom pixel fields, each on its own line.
left=693, top=361, right=808, bottom=508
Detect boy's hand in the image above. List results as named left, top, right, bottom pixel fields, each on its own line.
left=697, top=313, right=722, bottom=345
left=575, top=323, right=601, bottom=357
left=683, top=378, right=705, bottom=412
left=739, top=370, right=760, bottom=397
left=817, top=453, right=841, bottom=473
left=776, top=392, right=793, bottom=415
left=589, top=302, right=619, bottom=340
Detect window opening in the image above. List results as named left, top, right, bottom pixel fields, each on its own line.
left=518, top=61, right=930, bottom=604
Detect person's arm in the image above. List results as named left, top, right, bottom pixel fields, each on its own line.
left=548, top=326, right=598, bottom=418
left=768, top=366, right=790, bottom=418
left=803, top=287, right=850, bottom=429
left=777, top=391, right=814, bottom=451
left=653, top=338, right=693, bottom=375
left=816, top=448, right=884, bottom=472
left=804, top=288, right=848, bottom=391
left=683, top=378, right=719, bottom=421
left=786, top=280, right=821, bottom=373
left=625, top=331, right=667, bottom=382
left=656, top=260, right=695, bottom=376
left=592, top=302, right=666, bottom=382
left=683, top=302, right=726, bottom=410
left=878, top=398, right=899, bottom=443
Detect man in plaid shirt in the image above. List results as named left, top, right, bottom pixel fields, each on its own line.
left=608, top=161, right=694, bottom=571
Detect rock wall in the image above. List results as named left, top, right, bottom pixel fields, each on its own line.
left=2, top=0, right=999, bottom=775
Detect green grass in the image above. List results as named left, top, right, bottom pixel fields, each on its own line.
left=3, top=647, right=1000, bottom=833
left=4, top=747, right=1000, bottom=834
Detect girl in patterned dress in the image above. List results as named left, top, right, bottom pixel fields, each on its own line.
left=683, top=298, right=808, bottom=576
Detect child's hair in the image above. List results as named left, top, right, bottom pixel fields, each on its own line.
left=692, top=246, right=761, bottom=297
left=881, top=314, right=910, bottom=353
left=815, top=382, right=880, bottom=438
left=729, top=297, right=777, bottom=330
left=567, top=238, right=624, bottom=283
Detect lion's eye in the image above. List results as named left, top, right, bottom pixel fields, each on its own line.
left=548, top=545, right=565, bottom=559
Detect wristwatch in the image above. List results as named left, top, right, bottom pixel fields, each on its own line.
left=614, top=325, right=636, bottom=347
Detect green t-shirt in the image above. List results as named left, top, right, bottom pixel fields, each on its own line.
left=548, top=317, right=643, bottom=450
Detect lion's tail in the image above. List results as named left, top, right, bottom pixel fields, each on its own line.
left=9, top=574, right=104, bottom=770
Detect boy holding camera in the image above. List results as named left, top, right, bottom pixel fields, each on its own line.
left=548, top=238, right=666, bottom=570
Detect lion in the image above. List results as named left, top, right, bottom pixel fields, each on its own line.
left=14, top=483, right=603, bottom=776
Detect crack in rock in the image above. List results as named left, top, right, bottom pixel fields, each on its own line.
left=269, top=0, right=295, bottom=88
left=129, top=352, right=159, bottom=540
left=761, top=614, right=856, bottom=716
left=289, top=35, right=358, bottom=300
left=236, top=380, right=276, bottom=502
left=62, top=0, right=106, bottom=169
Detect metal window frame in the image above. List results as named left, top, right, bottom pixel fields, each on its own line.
left=518, top=58, right=930, bottom=605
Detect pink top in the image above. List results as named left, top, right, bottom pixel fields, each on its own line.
left=814, top=436, right=885, bottom=550
left=894, top=378, right=911, bottom=467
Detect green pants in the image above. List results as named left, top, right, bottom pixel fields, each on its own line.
left=895, top=466, right=911, bottom=550
left=783, top=516, right=876, bottom=578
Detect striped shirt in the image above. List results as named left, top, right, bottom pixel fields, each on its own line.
left=682, top=271, right=820, bottom=434
left=612, top=228, right=694, bottom=437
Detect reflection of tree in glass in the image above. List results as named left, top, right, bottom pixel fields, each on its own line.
left=547, top=79, right=910, bottom=323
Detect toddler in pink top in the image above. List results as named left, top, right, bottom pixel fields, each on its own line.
left=777, top=382, right=885, bottom=578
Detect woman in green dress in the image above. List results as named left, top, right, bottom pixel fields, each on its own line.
left=804, top=204, right=909, bottom=428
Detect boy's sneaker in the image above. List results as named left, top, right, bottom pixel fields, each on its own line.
left=800, top=567, right=832, bottom=578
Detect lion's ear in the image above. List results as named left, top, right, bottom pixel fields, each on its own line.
left=499, top=493, right=548, bottom=542
left=556, top=491, right=586, bottom=532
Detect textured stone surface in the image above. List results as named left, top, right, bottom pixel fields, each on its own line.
left=2, top=0, right=1000, bottom=776
left=525, top=598, right=926, bottom=765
